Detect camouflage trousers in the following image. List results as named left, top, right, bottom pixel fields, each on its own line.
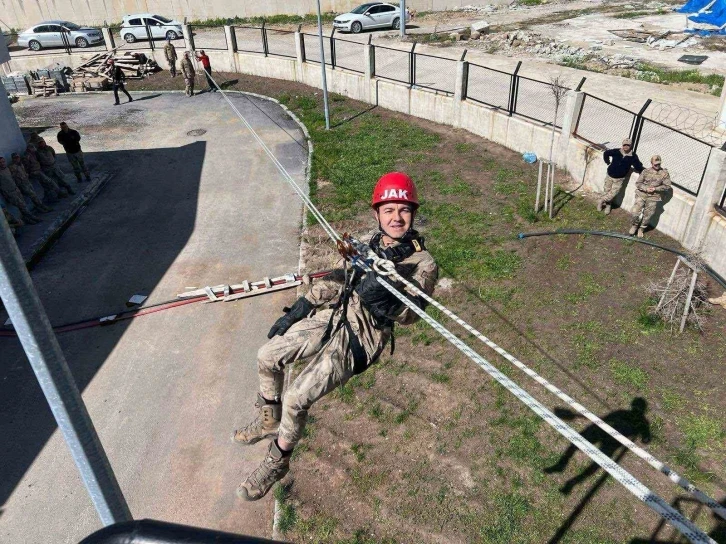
left=66, top=151, right=90, bottom=178
left=632, top=195, right=658, bottom=227
left=28, top=172, right=62, bottom=201
left=257, top=308, right=378, bottom=447
left=0, top=184, right=31, bottom=214
left=602, top=175, right=625, bottom=203
left=184, top=77, right=195, bottom=96
left=42, top=166, right=73, bottom=191
left=14, top=177, right=45, bottom=209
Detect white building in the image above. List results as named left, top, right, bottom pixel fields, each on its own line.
left=0, top=38, right=26, bottom=158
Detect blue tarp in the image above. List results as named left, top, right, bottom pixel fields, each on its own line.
left=688, top=0, right=726, bottom=25
left=676, top=0, right=713, bottom=13
left=684, top=27, right=726, bottom=34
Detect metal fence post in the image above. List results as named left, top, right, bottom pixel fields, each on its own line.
left=575, top=77, right=586, bottom=92
left=61, top=31, right=72, bottom=55
left=330, top=29, right=336, bottom=69
left=0, top=217, right=132, bottom=526
left=262, top=21, right=269, bottom=57
left=631, top=98, right=652, bottom=153
left=508, top=60, right=522, bottom=117
left=300, top=31, right=307, bottom=63
left=409, top=42, right=417, bottom=87
left=145, top=23, right=154, bottom=50
left=459, top=50, right=469, bottom=101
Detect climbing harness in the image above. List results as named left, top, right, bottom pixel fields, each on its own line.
left=199, top=70, right=718, bottom=543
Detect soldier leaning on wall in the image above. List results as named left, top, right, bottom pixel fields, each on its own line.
left=598, top=138, right=644, bottom=215
left=629, top=155, right=671, bottom=239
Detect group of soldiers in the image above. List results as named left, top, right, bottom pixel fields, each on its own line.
left=1, top=123, right=90, bottom=235
left=597, top=137, right=672, bottom=238
left=163, top=38, right=215, bottom=96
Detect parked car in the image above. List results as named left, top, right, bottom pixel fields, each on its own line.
left=120, top=14, right=183, bottom=42
left=17, top=21, right=104, bottom=51
left=333, top=2, right=412, bottom=33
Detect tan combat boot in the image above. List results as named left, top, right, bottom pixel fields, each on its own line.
left=629, top=225, right=638, bottom=236
left=237, top=440, right=290, bottom=501
left=637, top=228, right=645, bottom=238
left=232, top=394, right=281, bottom=445
left=597, top=200, right=604, bottom=212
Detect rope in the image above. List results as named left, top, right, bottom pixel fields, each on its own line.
left=361, top=249, right=726, bottom=523
left=198, top=71, right=715, bottom=544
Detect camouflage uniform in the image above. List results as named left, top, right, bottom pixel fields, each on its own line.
left=181, top=56, right=195, bottom=96
left=23, top=148, right=65, bottom=201
left=0, top=165, right=40, bottom=223
left=3, top=205, right=23, bottom=234
left=9, top=158, right=50, bottom=212
left=257, top=239, right=437, bottom=447
left=35, top=145, right=75, bottom=194
left=164, top=42, right=178, bottom=77
left=631, top=167, right=671, bottom=228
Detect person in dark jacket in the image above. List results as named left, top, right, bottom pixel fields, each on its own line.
left=597, top=138, right=644, bottom=215
left=57, top=122, right=91, bottom=182
left=109, top=59, right=133, bottom=105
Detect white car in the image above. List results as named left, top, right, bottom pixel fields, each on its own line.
left=333, top=2, right=412, bottom=33
left=120, top=13, right=183, bottom=43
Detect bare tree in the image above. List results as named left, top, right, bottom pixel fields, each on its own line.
left=537, top=75, right=569, bottom=218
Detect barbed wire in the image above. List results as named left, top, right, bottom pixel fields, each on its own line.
left=647, top=101, right=723, bottom=146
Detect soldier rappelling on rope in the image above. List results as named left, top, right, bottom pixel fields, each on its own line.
left=233, top=172, right=438, bottom=501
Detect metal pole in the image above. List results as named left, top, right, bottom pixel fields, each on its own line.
left=0, top=217, right=132, bottom=526
left=315, top=0, right=331, bottom=130
left=400, top=0, right=407, bottom=37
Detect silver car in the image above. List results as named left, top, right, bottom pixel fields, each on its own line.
left=17, top=21, right=104, bottom=51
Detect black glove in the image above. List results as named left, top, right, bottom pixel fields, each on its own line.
left=267, top=297, right=314, bottom=339
left=355, top=272, right=403, bottom=322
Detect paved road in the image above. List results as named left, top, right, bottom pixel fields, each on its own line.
left=0, top=92, right=307, bottom=542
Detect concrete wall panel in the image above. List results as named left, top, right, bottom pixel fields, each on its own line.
left=490, top=111, right=509, bottom=146
left=459, top=101, right=493, bottom=140
left=376, top=80, right=410, bottom=115
left=702, top=213, right=726, bottom=278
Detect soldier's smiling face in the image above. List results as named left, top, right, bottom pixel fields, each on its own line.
left=374, top=203, right=414, bottom=240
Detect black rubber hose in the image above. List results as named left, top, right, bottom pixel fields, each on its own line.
left=518, top=229, right=726, bottom=290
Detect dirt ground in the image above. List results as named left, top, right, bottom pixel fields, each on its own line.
left=128, top=73, right=726, bottom=543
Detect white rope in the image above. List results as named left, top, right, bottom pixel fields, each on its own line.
left=366, top=253, right=726, bottom=523
left=200, top=73, right=715, bottom=544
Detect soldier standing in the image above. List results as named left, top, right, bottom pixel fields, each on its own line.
left=181, top=51, right=195, bottom=97
left=23, top=145, right=66, bottom=202
left=0, top=157, right=41, bottom=224
left=233, top=172, right=438, bottom=501
left=57, top=122, right=92, bottom=183
left=164, top=37, right=178, bottom=78
left=35, top=139, right=75, bottom=195
left=9, top=153, right=52, bottom=213
left=629, top=155, right=671, bottom=238
left=598, top=138, right=644, bottom=215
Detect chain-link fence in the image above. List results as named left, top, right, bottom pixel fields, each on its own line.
left=302, top=33, right=332, bottom=65
left=373, top=45, right=411, bottom=85
left=265, top=29, right=296, bottom=58
left=635, top=118, right=712, bottom=196
left=465, top=63, right=511, bottom=112
left=332, top=37, right=365, bottom=73
left=574, top=94, right=636, bottom=149
left=233, top=26, right=264, bottom=54
left=514, top=76, right=567, bottom=128
left=414, top=52, right=457, bottom=94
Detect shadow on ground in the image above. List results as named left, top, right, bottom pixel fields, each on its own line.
left=0, top=141, right=206, bottom=519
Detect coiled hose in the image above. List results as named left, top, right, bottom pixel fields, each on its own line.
left=518, top=229, right=726, bottom=290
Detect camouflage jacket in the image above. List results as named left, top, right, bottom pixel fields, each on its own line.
left=303, top=232, right=438, bottom=359
left=164, top=42, right=177, bottom=62
left=181, top=57, right=195, bottom=78
left=9, top=162, right=29, bottom=183
left=636, top=167, right=671, bottom=201
left=23, top=152, right=42, bottom=175
left=35, top=146, right=57, bottom=168
left=0, top=167, right=17, bottom=194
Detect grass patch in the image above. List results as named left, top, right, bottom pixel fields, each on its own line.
left=274, top=483, right=297, bottom=533
left=431, top=371, right=451, bottom=383
left=613, top=9, right=666, bottom=18
left=610, top=359, right=649, bottom=390
left=296, top=513, right=339, bottom=541
left=187, top=13, right=337, bottom=26
left=635, top=62, right=724, bottom=88
left=680, top=415, right=725, bottom=450
left=661, top=389, right=686, bottom=411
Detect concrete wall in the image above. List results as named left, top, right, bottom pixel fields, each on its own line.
left=0, top=39, right=25, bottom=160
left=4, top=28, right=725, bottom=279
left=1, top=0, right=501, bottom=30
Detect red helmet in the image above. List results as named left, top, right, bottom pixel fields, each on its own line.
left=371, top=172, right=419, bottom=209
